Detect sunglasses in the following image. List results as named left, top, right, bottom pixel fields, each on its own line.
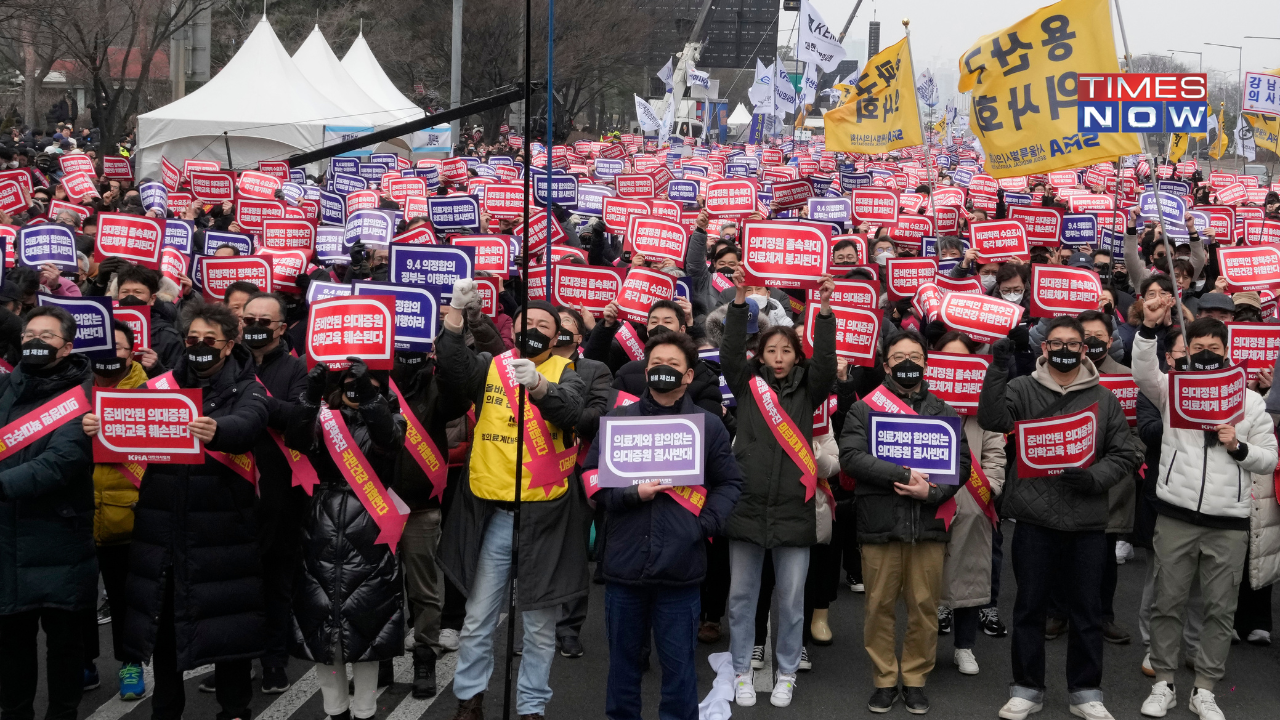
left=241, top=317, right=279, bottom=327
left=184, top=336, right=227, bottom=347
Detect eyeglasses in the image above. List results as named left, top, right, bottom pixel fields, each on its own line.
left=20, top=330, right=64, bottom=343
left=1046, top=340, right=1083, bottom=352
left=241, top=317, right=280, bottom=327
left=888, top=353, right=925, bottom=364
left=184, top=336, right=228, bottom=347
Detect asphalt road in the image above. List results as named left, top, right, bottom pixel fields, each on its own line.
left=41, top=522, right=1280, bottom=719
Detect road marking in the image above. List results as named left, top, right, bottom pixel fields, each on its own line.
left=256, top=668, right=318, bottom=720
left=85, top=664, right=212, bottom=720
left=384, top=652, right=459, bottom=720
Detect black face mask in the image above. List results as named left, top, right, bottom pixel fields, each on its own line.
left=117, top=294, right=147, bottom=306
left=716, top=267, right=734, bottom=276
left=186, top=344, right=220, bottom=373
left=1112, top=271, right=1128, bottom=288
left=242, top=326, right=273, bottom=349
left=515, top=326, right=552, bottom=355
left=20, top=339, right=57, bottom=367
left=396, top=351, right=428, bottom=367
left=1047, top=347, right=1082, bottom=373
left=554, top=331, right=576, bottom=348
left=93, top=356, right=128, bottom=379
left=1084, top=337, right=1108, bottom=363
left=891, top=359, right=923, bottom=387
left=1187, top=349, right=1225, bottom=372
left=1094, top=265, right=1112, bottom=283
left=647, top=364, right=683, bottom=393
left=343, top=381, right=359, bottom=402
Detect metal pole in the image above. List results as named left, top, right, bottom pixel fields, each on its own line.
left=222, top=131, right=232, bottom=170
left=902, top=20, right=930, bottom=212
left=1148, top=148, right=1189, bottom=345
left=544, top=0, right=555, bottom=290
left=451, top=0, right=464, bottom=143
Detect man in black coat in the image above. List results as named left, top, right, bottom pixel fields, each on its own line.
left=115, top=264, right=185, bottom=371
left=0, top=306, right=96, bottom=720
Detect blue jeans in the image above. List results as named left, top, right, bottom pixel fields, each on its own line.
left=604, top=583, right=700, bottom=720
left=451, top=509, right=559, bottom=715
left=727, top=541, right=809, bottom=675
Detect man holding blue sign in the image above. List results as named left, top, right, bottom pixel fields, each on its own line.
left=839, top=328, right=968, bottom=715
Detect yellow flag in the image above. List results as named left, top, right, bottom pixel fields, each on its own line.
left=1245, top=113, right=1280, bottom=154
left=824, top=38, right=923, bottom=153
left=933, top=117, right=947, bottom=133
left=1169, top=133, right=1188, bottom=162
left=1209, top=103, right=1227, bottom=160
left=955, top=0, right=1140, bottom=177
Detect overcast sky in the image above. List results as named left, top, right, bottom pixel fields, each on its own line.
left=779, top=0, right=1278, bottom=100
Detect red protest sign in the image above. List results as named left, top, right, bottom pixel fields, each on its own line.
left=898, top=193, right=926, bottom=213
left=236, top=170, right=282, bottom=200
left=614, top=266, right=675, bottom=323
left=912, top=282, right=945, bottom=322
left=473, top=276, right=500, bottom=317
left=705, top=179, right=758, bottom=216
left=513, top=212, right=568, bottom=256
left=890, top=215, right=934, bottom=249
left=934, top=206, right=961, bottom=235
left=1243, top=220, right=1280, bottom=246
left=1216, top=182, right=1247, bottom=205
left=451, top=236, right=512, bottom=278
left=971, top=219, right=1030, bottom=263
left=261, top=250, right=308, bottom=292
left=936, top=274, right=985, bottom=295
left=189, top=171, right=235, bottom=202
left=59, top=154, right=95, bottom=176
left=345, top=190, right=379, bottom=213
left=1097, top=374, right=1138, bottom=426
left=626, top=215, right=688, bottom=262
left=235, top=199, right=286, bottom=232
left=1218, top=245, right=1280, bottom=292
left=969, top=174, right=998, bottom=196
left=258, top=161, right=290, bottom=180
left=60, top=171, right=99, bottom=201
left=441, top=158, right=469, bottom=183
left=551, top=245, right=587, bottom=263
left=102, top=156, right=133, bottom=181
left=113, top=305, right=150, bottom=352
left=552, top=264, right=625, bottom=316
left=386, top=177, right=428, bottom=204
left=885, top=257, right=939, bottom=301
left=161, top=157, right=181, bottom=190
left=649, top=199, right=682, bottom=223
left=306, top=295, right=396, bottom=370
left=1029, top=265, right=1102, bottom=318
left=770, top=179, right=814, bottom=209
left=938, top=293, right=1025, bottom=344
left=615, top=174, right=656, bottom=199
left=932, top=187, right=965, bottom=207
left=1007, top=206, right=1063, bottom=244
left=762, top=148, right=783, bottom=165
left=807, top=278, right=878, bottom=310
left=200, top=256, right=273, bottom=301
left=93, top=388, right=205, bottom=464
left=166, top=192, right=194, bottom=216
left=602, top=197, right=651, bottom=234
left=160, top=248, right=188, bottom=286
left=1168, top=366, right=1247, bottom=430
left=0, top=169, right=32, bottom=196
left=1227, top=322, right=1280, bottom=376
left=183, top=159, right=220, bottom=181
left=0, top=181, right=27, bottom=215
left=481, top=183, right=524, bottom=218
left=49, top=199, right=91, bottom=222
left=95, top=213, right=163, bottom=269
left=1015, top=402, right=1098, bottom=477
left=740, top=220, right=831, bottom=289
left=924, top=352, right=991, bottom=415
left=393, top=225, right=438, bottom=245
left=850, top=189, right=899, bottom=225
left=261, top=219, right=316, bottom=258
left=802, top=302, right=880, bottom=366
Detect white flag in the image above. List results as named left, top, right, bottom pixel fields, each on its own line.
left=688, top=65, right=711, bottom=89
left=749, top=60, right=773, bottom=111
left=774, top=57, right=797, bottom=117
left=797, top=0, right=846, bottom=72
left=1235, top=113, right=1257, bottom=161
left=917, top=69, right=938, bottom=108
left=659, top=93, right=675, bottom=147
left=657, top=57, right=674, bottom=93
left=799, top=63, right=820, bottom=107
left=634, top=94, right=661, bottom=131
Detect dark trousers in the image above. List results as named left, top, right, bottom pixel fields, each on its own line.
left=256, top=479, right=306, bottom=669
left=954, top=606, right=980, bottom=649
left=81, top=543, right=133, bottom=664
left=700, top=537, right=730, bottom=622
left=984, top=519, right=1005, bottom=610
left=1048, top=532, right=1119, bottom=624
left=0, top=608, right=83, bottom=720
left=605, top=583, right=699, bottom=720
left=1011, top=523, right=1106, bottom=699
left=1234, top=547, right=1273, bottom=635
left=151, top=577, right=252, bottom=720
left=838, top=498, right=862, bottom=583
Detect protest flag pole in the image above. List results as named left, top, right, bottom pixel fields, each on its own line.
left=1146, top=150, right=1190, bottom=347
left=500, top=0, right=535, bottom=713
left=902, top=19, right=933, bottom=216
left=544, top=0, right=555, bottom=293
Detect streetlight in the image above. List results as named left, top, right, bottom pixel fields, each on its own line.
left=1169, top=50, right=1202, bottom=72
left=1205, top=43, right=1243, bottom=161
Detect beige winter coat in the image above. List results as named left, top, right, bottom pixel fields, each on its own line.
left=942, top=415, right=1006, bottom=608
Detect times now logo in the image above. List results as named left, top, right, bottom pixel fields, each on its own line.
left=1077, top=73, right=1208, bottom=134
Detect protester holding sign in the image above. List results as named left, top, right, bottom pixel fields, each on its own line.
left=0, top=306, right=95, bottom=720
left=720, top=267, right=835, bottom=709
left=1131, top=309, right=1277, bottom=720
left=116, top=265, right=183, bottom=372
left=977, top=316, right=1138, bottom=720
left=839, top=328, right=969, bottom=713
left=582, top=330, right=742, bottom=720
left=283, top=356, right=407, bottom=720
left=434, top=282, right=588, bottom=720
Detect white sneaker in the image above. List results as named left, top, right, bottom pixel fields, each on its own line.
left=1141, top=652, right=1155, bottom=677
left=1069, top=701, right=1116, bottom=720
left=1189, top=688, right=1225, bottom=720
left=1246, top=629, right=1271, bottom=646
left=734, top=671, right=756, bottom=707
left=954, top=648, right=979, bottom=675
left=798, top=646, right=812, bottom=671
left=1141, top=681, right=1176, bottom=717
left=750, top=645, right=765, bottom=669
left=770, top=672, right=796, bottom=708
left=1116, top=540, right=1135, bottom=564
left=438, top=629, right=460, bottom=652
left=998, top=697, right=1043, bottom=720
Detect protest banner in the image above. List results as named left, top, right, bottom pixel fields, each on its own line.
left=1068, top=194, right=1115, bottom=213
left=825, top=38, right=923, bottom=154
left=648, top=199, right=682, bottom=223
left=189, top=171, right=235, bottom=202
left=199, top=256, right=272, bottom=301
left=924, top=353, right=990, bottom=415
left=0, top=169, right=32, bottom=196
left=667, top=179, right=699, bottom=203
left=740, top=220, right=830, bottom=289
left=428, top=195, right=481, bottom=231
left=352, top=281, right=438, bottom=352
left=18, top=224, right=78, bottom=270
left=614, top=266, right=676, bottom=323
left=160, top=248, right=188, bottom=286
left=936, top=273, right=985, bottom=294
left=260, top=250, right=307, bottom=292
left=770, top=179, right=815, bottom=209
left=1168, top=366, right=1247, bottom=430
left=60, top=171, right=99, bottom=202
left=201, top=230, right=253, bottom=257
left=615, top=174, right=656, bottom=199
left=257, top=160, right=290, bottom=180
left=236, top=170, right=282, bottom=200
left=1015, top=403, right=1099, bottom=477
left=1061, top=213, right=1099, bottom=245
left=596, top=414, right=705, bottom=487
left=1226, top=322, right=1280, bottom=377
left=552, top=264, right=625, bottom=317
left=306, top=295, right=396, bottom=370
left=513, top=211, right=569, bottom=256
left=472, top=276, right=500, bottom=317
left=92, top=388, right=204, bottom=464
left=1008, top=207, right=1063, bottom=244
left=100, top=156, right=132, bottom=181
left=934, top=206, right=961, bottom=235
left=112, top=305, right=150, bottom=354
left=386, top=177, right=428, bottom=204
left=807, top=278, right=878, bottom=310
left=261, top=219, right=316, bottom=257
left=343, top=209, right=395, bottom=249
left=450, top=236, right=511, bottom=277
left=388, top=245, right=474, bottom=305
left=306, top=280, right=353, bottom=306
left=1098, top=374, right=1138, bottom=426
left=890, top=215, right=933, bottom=249
left=59, top=154, right=95, bottom=176
left=938, top=292, right=1024, bottom=343
left=602, top=197, right=651, bottom=234
left=626, top=216, right=688, bottom=262
left=94, top=213, right=163, bottom=270
left=912, top=282, right=945, bottom=322
left=898, top=193, right=926, bottom=213
left=532, top=170, right=579, bottom=208
left=1242, top=219, right=1280, bottom=246
left=803, top=302, right=880, bottom=366
left=1217, top=183, right=1247, bottom=205
left=808, top=197, right=851, bottom=224
left=234, top=199, right=286, bottom=233
left=705, top=179, right=758, bottom=216
left=1217, top=245, right=1280, bottom=292
left=182, top=159, right=220, bottom=181
left=1029, top=265, right=1103, bottom=318
left=932, top=187, right=965, bottom=207
left=35, top=295, right=111, bottom=360
left=885, top=257, right=938, bottom=301
left=345, top=190, right=381, bottom=214
left=849, top=189, right=899, bottom=224
left=868, top=412, right=963, bottom=484
left=480, top=183, right=524, bottom=219
left=971, top=219, right=1030, bottom=262
left=0, top=181, right=27, bottom=215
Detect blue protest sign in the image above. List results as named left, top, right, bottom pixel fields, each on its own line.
left=938, top=258, right=960, bottom=276
left=726, top=162, right=752, bottom=178
left=427, top=196, right=481, bottom=231
left=473, top=164, right=496, bottom=178
left=936, top=154, right=953, bottom=169
left=489, top=156, right=513, bottom=166
left=809, top=176, right=834, bottom=196
left=353, top=280, right=439, bottom=352
left=306, top=279, right=352, bottom=305
left=868, top=412, right=963, bottom=485
left=593, top=159, right=623, bottom=178
left=319, top=191, right=346, bottom=226
left=576, top=185, right=615, bottom=216
left=674, top=276, right=692, bottom=301
left=1187, top=209, right=1211, bottom=234
left=290, top=168, right=306, bottom=184
left=357, top=163, right=390, bottom=183
left=1098, top=228, right=1123, bottom=256
left=1155, top=179, right=1192, bottom=196
left=1138, top=191, right=1187, bottom=227
left=681, top=165, right=707, bottom=177
left=330, top=157, right=359, bottom=176
left=163, top=220, right=193, bottom=255
left=808, top=197, right=850, bottom=224
left=139, top=181, right=168, bottom=213
left=1061, top=214, right=1098, bottom=245
left=951, top=168, right=975, bottom=187
left=315, top=227, right=348, bottom=265
left=344, top=209, right=395, bottom=248
left=37, top=295, right=113, bottom=357
left=280, top=182, right=305, bottom=206
left=415, top=166, right=441, bottom=189
left=532, top=169, right=579, bottom=208
left=18, top=224, right=78, bottom=270
left=370, top=153, right=399, bottom=169
left=668, top=180, right=699, bottom=204
left=388, top=245, right=475, bottom=305
left=597, top=414, right=705, bottom=487
left=202, top=230, right=253, bottom=256
left=332, top=173, right=368, bottom=196
left=1003, top=192, right=1033, bottom=206
left=301, top=184, right=322, bottom=201
left=840, top=167, right=872, bottom=189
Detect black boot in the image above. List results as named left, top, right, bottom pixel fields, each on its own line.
left=378, top=658, right=394, bottom=688
left=412, top=645, right=437, bottom=699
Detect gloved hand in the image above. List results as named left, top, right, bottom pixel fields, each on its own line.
left=346, top=357, right=378, bottom=404
left=1009, top=324, right=1030, bottom=351
left=509, top=358, right=542, bottom=390
left=348, top=240, right=371, bottom=279
left=97, top=256, right=130, bottom=281
left=990, top=338, right=1013, bottom=367
left=1058, top=467, right=1093, bottom=492
left=304, top=363, right=328, bottom=405
left=450, top=278, right=481, bottom=310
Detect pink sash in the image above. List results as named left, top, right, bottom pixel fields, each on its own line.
left=748, top=375, right=819, bottom=502
left=492, top=350, right=577, bottom=495
left=614, top=322, right=644, bottom=361
left=389, top=378, right=447, bottom=502
left=581, top=467, right=708, bottom=516
left=318, top=403, right=406, bottom=551
left=260, top=383, right=320, bottom=496
left=0, top=386, right=90, bottom=462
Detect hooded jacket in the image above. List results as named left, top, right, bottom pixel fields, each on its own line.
left=977, top=354, right=1140, bottom=532
left=147, top=299, right=185, bottom=370
left=93, top=359, right=149, bottom=546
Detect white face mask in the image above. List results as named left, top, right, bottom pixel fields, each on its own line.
left=875, top=250, right=892, bottom=265
left=980, top=274, right=997, bottom=290
left=1002, top=291, right=1024, bottom=303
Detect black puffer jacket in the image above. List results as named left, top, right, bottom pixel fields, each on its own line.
left=148, top=300, right=185, bottom=370
left=122, top=347, right=270, bottom=669
left=285, top=387, right=407, bottom=664
left=839, top=377, right=967, bottom=544
left=390, top=354, right=470, bottom=511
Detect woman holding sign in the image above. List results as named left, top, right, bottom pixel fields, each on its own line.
left=720, top=267, right=836, bottom=709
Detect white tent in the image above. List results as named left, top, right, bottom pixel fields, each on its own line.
left=292, top=25, right=404, bottom=130
left=341, top=32, right=424, bottom=124
left=135, top=16, right=358, bottom=178
left=726, top=103, right=752, bottom=128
